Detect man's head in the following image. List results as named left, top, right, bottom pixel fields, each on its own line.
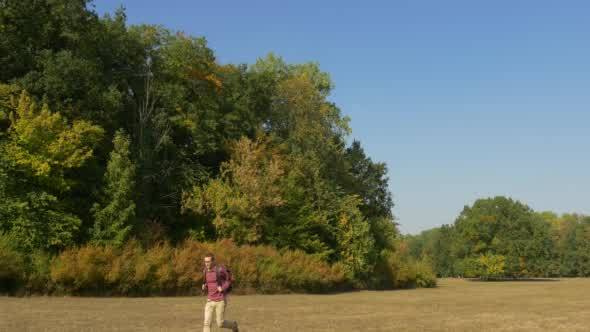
left=204, top=253, right=215, bottom=270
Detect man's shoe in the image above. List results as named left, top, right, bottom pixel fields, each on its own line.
left=232, top=322, right=239, bottom=332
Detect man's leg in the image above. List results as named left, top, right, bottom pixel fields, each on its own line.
left=203, top=300, right=215, bottom=332
left=215, top=300, right=238, bottom=331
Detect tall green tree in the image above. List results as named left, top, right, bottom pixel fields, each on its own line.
left=344, top=140, right=393, bottom=220
left=91, top=129, right=136, bottom=246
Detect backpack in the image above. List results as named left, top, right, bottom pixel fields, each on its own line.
left=203, top=265, right=233, bottom=294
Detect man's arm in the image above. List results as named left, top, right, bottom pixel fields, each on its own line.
left=219, top=266, right=231, bottom=292
left=200, top=270, right=207, bottom=291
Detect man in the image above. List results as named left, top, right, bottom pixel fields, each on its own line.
left=201, top=253, right=239, bottom=332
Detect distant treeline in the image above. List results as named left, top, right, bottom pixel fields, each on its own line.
left=406, top=196, right=590, bottom=278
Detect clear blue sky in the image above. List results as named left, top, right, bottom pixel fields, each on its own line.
left=95, top=0, right=590, bottom=234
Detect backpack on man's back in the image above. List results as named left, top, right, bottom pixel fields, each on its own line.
left=202, top=265, right=233, bottom=294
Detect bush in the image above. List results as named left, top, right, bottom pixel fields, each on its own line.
left=414, top=259, right=437, bottom=288
left=7, top=238, right=432, bottom=295
left=0, top=233, right=25, bottom=293
left=372, top=247, right=437, bottom=289
left=104, top=240, right=143, bottom=294
left=50, top=245, right=115, bottom=294
left=45, top=239, right=349, bottom=295
left=135, top=242, right=175, bottom=294
left=174, top=240, right=348, bottom=294
left=25, top=251, right=52, bottom=293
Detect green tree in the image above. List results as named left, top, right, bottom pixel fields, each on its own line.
left=0, top=91, right=102, bottom=251
left=452, top=196, right=554, bottom=278
left=91, top=130, right=136, bottom=246
left=344, top=140, right=393, bottom=220
left=0, top=0, right=98, bottom=81
left=576, top=217, right=590, bottom=276
left=334, top=195, right=376, bottom=281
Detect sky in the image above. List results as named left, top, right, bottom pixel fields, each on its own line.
left=94, top=0, right=590, bottom=234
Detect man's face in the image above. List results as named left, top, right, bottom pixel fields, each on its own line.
left=204, top=256, right=214, bottom=270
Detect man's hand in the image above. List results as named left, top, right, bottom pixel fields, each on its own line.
left=202, top=284, right=206, bottom=291
left=217, top=286, right=223, bottom=293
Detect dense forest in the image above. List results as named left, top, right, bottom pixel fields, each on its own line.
left=0, top=0, right=436, bottom=295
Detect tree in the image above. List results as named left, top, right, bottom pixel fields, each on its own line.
left=452, top=196, right=554, bottom=278
left=4, top=91, right=103, bottom=190
left=91, top=130, right=136, bottom=246
left=344, top=140, right=393, bottom=220
left=0, top=0, right=98, bottom=81
left=576, top=217, right=590, bottom=276
left=0, top=91, right=103, bottom=251
left=334, top=195, right=376, bottom=281
left=477, top=253, right=505, bottom=279
left=184, top=136, right=286, bottom=244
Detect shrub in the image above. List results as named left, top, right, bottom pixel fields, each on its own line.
left=25, top=251, right=52, bottom=293
left=18, top=238, right=431, bottom=295
left=105, top=240, right=143, bottom=294
left=0, top=233, right=25, bottom=293
left=414, top=258, right=437, bottom=288
left=50, top=245, right=115, bottom=294
left=372, top=248, right=437, bottom=289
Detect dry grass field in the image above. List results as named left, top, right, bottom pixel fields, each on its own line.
left=1, top=278, right=589, bottom=331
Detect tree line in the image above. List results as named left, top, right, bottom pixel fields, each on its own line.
left=0, top=0, right=435, bottom=294
left=406, top=196, right=590, bottom=279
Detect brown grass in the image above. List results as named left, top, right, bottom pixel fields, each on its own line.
left=1, top=278, right=589, bottom=331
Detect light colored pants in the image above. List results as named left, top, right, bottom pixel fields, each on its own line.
left=203, top=299, right=237, bottom=332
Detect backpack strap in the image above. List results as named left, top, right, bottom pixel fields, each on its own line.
left=216, top=265, right=223, bottom=288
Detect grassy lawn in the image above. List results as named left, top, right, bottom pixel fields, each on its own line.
left=2, top=278, right=589, bottom=331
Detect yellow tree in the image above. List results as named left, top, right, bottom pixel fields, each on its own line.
left=0, top=91, right=103, bottom=251
left=183, top=136, right=285, bottom=244
left=5, top=91, right=104, bottom=191
left=477, top=253, right=506, bottom=279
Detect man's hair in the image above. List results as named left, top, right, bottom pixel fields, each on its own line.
left=204, top=252, right=215, bottom=260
